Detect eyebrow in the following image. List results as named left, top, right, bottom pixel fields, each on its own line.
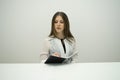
left=55, top=20, right=64, bottom=21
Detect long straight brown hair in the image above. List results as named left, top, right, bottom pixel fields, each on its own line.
left=49, top=11, right=75, bottom=43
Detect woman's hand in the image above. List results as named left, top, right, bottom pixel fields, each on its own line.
left=52, top=52, right=61, bottom=57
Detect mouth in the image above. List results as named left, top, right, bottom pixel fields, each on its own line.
left=57, top=28, right=61, bottom=29
left=56, top=27, right=61, bottom=30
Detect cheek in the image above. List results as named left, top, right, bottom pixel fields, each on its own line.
left=62, top=24, right=65, bottom=30
left=54, top=25, right=57, bottom=29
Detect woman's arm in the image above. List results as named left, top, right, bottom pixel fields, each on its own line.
left=71, top=41, right=79, bottom=63
left=71, top=53, right=79, bottom=63
left=40, top=39, right=50, bottom=63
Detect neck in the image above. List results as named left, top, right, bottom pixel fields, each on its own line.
left=56, top=32, right=64, bottom=39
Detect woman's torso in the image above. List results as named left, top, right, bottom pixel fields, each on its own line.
left=48, top=37, right=75, bottom=58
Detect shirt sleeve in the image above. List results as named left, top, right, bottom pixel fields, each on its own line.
left=71, top=41, right=79, bottom=63
left=40, top=38, right=50, bottom=63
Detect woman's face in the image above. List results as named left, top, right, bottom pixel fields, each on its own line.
left=54, top=15, right=64, bottom=34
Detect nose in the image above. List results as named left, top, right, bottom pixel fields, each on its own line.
left=57, top=22, right=60, bottom=26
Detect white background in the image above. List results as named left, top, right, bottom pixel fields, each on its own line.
left=0, top=0, right=120, bottom=63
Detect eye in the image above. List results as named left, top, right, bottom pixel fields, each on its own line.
left=54, top=20, right=58, bottom=23
left=60, top=20, right=64, bottom=23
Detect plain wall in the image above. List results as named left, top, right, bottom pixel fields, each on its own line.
left=0, top=0, right=120, bottom=63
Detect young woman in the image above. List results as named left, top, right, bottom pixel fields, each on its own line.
left=40, top=11, right=79, bottom=63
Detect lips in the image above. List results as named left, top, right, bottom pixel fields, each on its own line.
left=57, top=27, right=61, bottom=30
left=57, top=27, right=61, bottom=29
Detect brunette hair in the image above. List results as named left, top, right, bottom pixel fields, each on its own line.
left=49, top=11, right=75, bottom=42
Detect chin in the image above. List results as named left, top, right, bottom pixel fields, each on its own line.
left=56, top=30, right=62, bottom=33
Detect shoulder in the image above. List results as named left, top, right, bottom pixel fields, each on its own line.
left=66, top=38, right=76, bottom=44
left=44, top=36, right=54, bottom=41
left=42, top=37, right=54, bottom=46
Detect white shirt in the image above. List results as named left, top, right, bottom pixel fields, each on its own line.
left=40, top=37, right=79, bottom=63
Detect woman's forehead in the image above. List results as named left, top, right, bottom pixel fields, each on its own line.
left=55, top=16, right=63, bottom=20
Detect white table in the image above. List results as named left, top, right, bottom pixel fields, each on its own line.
left=0, top=62, right=120, bottom=80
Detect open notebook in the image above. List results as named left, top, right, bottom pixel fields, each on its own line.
left=44, top=53, right=76, bottom=64
left=45, top=55, right=66, bottom=64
